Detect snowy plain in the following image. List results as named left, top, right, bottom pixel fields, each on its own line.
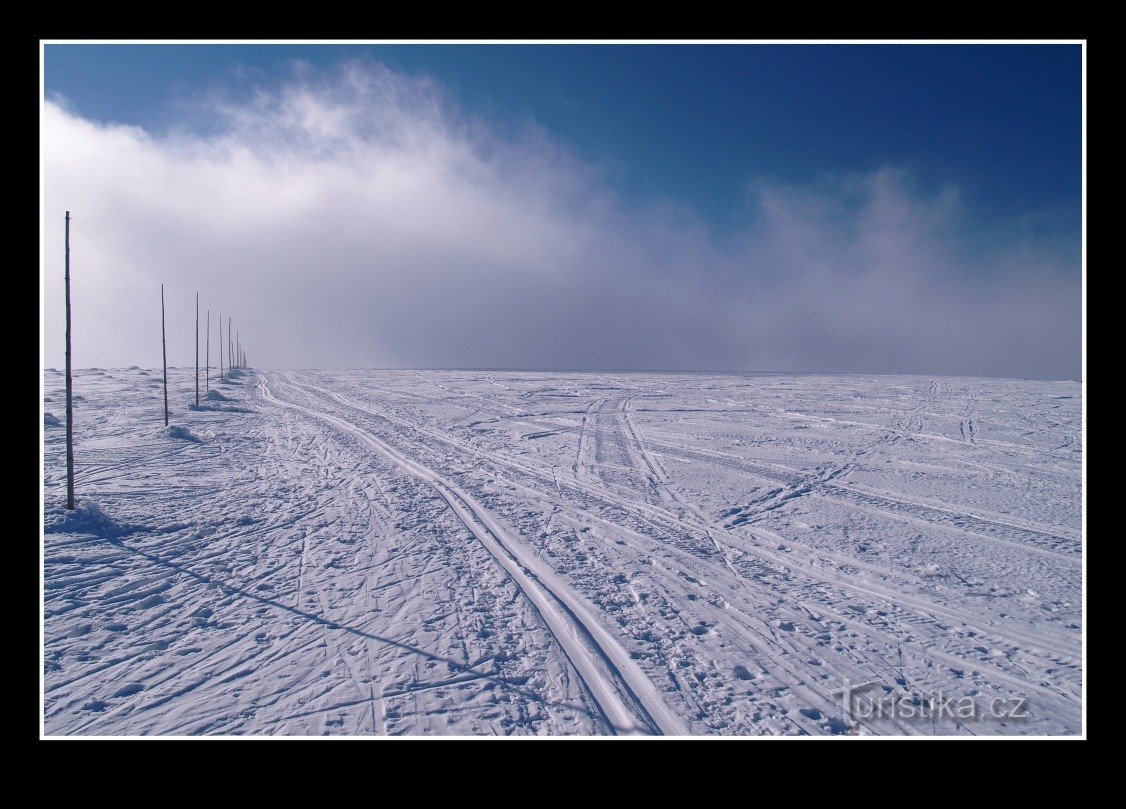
left=42, top=368, right=1083, bottom=735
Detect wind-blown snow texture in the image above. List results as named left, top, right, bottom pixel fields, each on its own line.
left=42, top=368, right=1082, bottom=735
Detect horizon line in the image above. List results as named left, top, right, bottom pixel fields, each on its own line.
left=41, top=365, right=1082, bottom=383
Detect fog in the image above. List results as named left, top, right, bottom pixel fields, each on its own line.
left=43, top=62, right=1081, bottom=379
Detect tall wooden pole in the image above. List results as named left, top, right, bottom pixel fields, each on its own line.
left=195, top=292, right=199, bottom=407
left=161, top=284, right=168, bottom=427
left=228, top=317, right=232, bottom=371
left=205, top=309, right=210, bottom=392
left=64, top=212, right=75, bottom=511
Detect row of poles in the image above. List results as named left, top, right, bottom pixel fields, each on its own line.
left=159, top=286, right=249, bottom=425
left=62, top=211, right=250, bottom=510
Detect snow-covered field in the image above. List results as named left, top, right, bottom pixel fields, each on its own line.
left=42, top=368, right=1083, bottom=736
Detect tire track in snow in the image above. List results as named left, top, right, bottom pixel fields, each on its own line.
left=572, top=396, right=606, bottom=484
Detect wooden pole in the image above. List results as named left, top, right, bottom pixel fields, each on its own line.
left=228, top=317, right=232, bottom=371
left=161, top=284, right=168, bottom=427
left=64, top=212, right=75, bottom=510
left=206, top=309, right=210, bottom=392
left=195, top=292, right=199, bottom=407
left=219, top=312, right=223, bottom=381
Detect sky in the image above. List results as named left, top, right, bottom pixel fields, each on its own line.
left=42, top=43, right=1083, bottom=378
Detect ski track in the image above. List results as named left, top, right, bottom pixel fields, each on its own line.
left=43, top=368, right=1082, bottom=736
left=260, top=374, right=686, bottom=736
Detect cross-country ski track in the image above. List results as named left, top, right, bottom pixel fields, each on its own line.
left=260, top=373, right=687, bottom=735
left=43, top=368, right=1082, bottom=735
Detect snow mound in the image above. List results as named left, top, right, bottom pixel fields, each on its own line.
left=203, top=390, right=229, bottom=402
left=191, top=402, right=253, bottom=413
left=164, top=425, right=201, bottom=442
left=44, top=412, right=61, bottom=427
left=44, top=500, right=124, bottom=538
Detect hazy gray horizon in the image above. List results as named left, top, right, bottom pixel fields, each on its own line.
left=44, top=366, right=1081, bottom=385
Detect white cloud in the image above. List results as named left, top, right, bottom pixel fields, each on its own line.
left=42, top=61, right=1081, bottom=378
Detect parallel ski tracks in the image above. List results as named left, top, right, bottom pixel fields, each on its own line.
left=277, top=375, right=1079, bottom=709
left=261, top=373, right=688, bottom=736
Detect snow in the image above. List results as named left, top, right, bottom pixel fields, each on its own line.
left=162, top=425, right=201, bottom=442
left=42, top=368, right=1082, bottom=736
left=44, top=500, right=124, bottom=538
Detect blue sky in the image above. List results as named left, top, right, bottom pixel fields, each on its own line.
left=42, top=43, right=1083, bottom=376
left=45, top=44, right=1081, bottom=235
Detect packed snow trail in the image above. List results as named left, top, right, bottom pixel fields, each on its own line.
left=260, top=373, right=687, bottom=735
left=45, top=369, right=611, bottom=734
left=285, top=372, right=1081, bottom=730
left=43, top=368, right=1082, bottom=735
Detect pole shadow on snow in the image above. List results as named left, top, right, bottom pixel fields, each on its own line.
left=105, top=536, right=609, bottom=730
